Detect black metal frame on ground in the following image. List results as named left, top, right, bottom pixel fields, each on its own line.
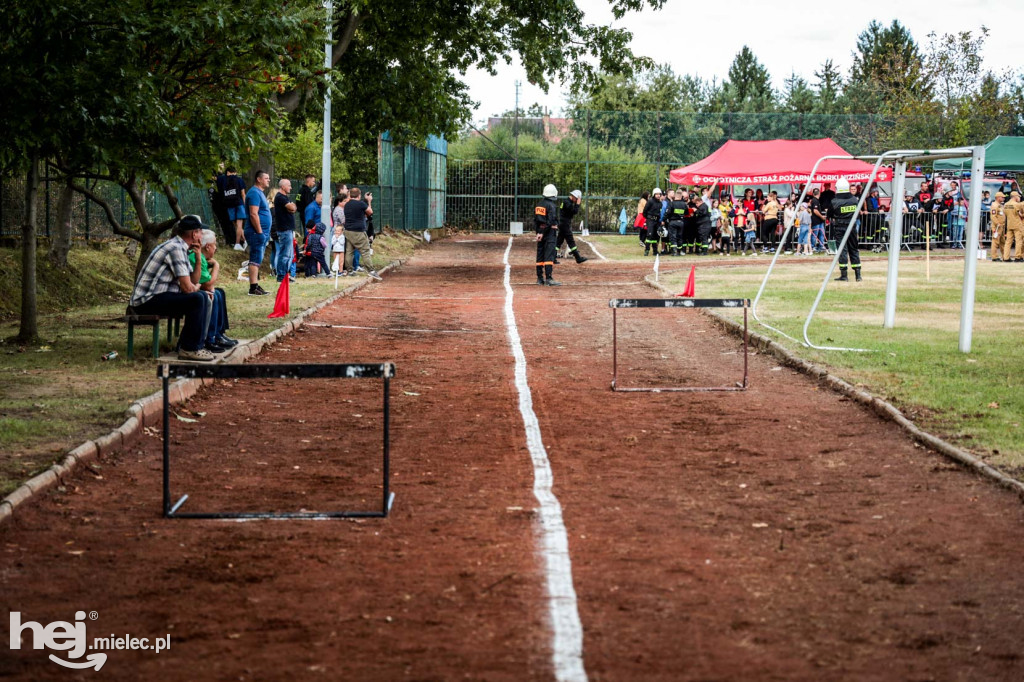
left=609, top=299, right=750, bottom=392
left=159, top=363, right=395, bottom=520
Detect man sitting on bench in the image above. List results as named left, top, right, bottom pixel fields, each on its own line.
left=128, top=215, right=214, bottom=361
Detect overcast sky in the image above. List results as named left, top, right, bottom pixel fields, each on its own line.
left=462, top=0, right=1021, bottom=123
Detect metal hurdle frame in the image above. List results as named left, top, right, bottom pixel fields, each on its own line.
left=609, top=298, right=750, bottom=392
left=159, top=363, right=395, bottom=520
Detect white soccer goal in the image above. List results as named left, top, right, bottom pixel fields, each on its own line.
left=752, top=146, right=986, bottom=353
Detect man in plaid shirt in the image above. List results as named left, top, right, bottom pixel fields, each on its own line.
left=129, top=215, right=214, bottom=361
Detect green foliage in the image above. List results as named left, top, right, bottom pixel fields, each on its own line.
left=782, top=73, right=815, bottom=114
left=274, top=121, right=353, bottom=183
left=848, top=19, right=931, bottom=106
left=711, top=46, right=776, bottom=113
left=813, top=60, right=843, bottom=115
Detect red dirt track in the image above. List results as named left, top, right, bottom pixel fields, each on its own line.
left=2, top=235, right=1024, bottom=681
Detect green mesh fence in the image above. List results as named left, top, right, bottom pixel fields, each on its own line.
left=376, top=133, right=447, bottom=231
left=446, top=109, right=1019, bottom=232
left=0, top=175, right=215, bottom=240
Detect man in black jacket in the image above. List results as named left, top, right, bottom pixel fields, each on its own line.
left=555, top=189, right=588, bottom=264
left=693, top=195, right=713, bottom=255
left=297, top=174, right=318, bottom=218
left=643, top=188, right=664, bottom=256
left=828, top=178, right=862, bottom=281
left=535, top=184, right=562, bottom=286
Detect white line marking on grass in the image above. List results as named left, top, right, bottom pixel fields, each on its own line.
left=502, top=236, right=587, bottom=682
left=577, top=237, right=608, bottom=261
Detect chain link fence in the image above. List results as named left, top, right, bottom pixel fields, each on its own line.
left=446, top=110, right=1020, bottom=236
left=375, top=132, right=446, bottom=231
left=0, top=174, right=214, bottom=240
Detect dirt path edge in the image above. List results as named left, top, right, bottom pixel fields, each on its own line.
left=0, top=260, right=406, bottom=528
left=644, top=275, right=1024, bottom=501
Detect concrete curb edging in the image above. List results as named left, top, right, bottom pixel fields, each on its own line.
left=0, top=260, right=404, bottom=527
left=643, top=274, right=1024, bottom=501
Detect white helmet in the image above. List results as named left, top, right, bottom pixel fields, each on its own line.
left=570, top=189, right=582, bottom=200
left=543, top=184, right=558, bottom=199
left=653, top=187, right=663, bottom=196
left=836, top=178, right=850, bottom=192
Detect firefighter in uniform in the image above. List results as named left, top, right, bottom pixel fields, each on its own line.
left=535, top=184, right=561, bottom=286
left=828, top=178, right=862, bottom=281
left=555, top=189, right=588, bottom=264
left=1002, top=191, right=1024, bottom=262
left=682, top=191, right=698, bottom=254
left=665, top=190, right=687, bottom=256
left=990, top=192, right=1007, bottom=261
left=643, top=188, right=664, bottom=256
left=693, top=194, right=713, bottom=255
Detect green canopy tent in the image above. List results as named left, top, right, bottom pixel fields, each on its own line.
left=933, top=135, right=1024, bottom=171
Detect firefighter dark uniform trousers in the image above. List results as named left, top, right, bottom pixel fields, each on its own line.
left=666, top=199, right=687, bottom=255
left=828, top=191, right=862, bottom=281
left=694, top=201, right=713, bottom=254
left=643, top=196, right=663, bottom=255
left=556, top=197, right=588, bottom=263
left=535, top=197, right=560, bottom=285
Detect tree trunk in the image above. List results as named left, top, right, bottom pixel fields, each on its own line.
left=248, top=149, right=275, bottom=187
left=48, top=178, right=75, bottom=270
left=124, top=178, right=180, bottom=276
left=17, top=153, right=40, bottom=344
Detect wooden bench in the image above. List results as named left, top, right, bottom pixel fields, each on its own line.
left=124, top=310, right=183, bottom=359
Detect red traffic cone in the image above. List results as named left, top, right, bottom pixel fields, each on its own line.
left=676, top=265, right=696, bottom=298
left=267, top=275, right=290, bottom=318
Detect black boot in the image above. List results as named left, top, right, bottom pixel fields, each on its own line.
left=835, top=267, right=848, bottom=282
left=573, top=249, right=588, bottom=264
left=854, top=268, right=862, bottom=282
left=536, top=266, right=545, bottom=286
left=644, top=246, right=650, bottom=256
left=543, top=265, right=561, bottom=286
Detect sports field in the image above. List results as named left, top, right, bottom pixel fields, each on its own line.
left=2, top=235, right=1024, bottom=680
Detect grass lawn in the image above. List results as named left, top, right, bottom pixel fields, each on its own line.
left=0, top=230, right=422, bottom=496
left=651, top=254, right=1024, bottom=475
left=584, top=233, right=899, bottom=262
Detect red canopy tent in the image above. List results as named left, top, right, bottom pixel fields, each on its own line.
left=668, top=138, right=892, bottom=186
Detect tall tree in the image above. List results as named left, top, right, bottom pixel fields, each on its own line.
left=848, top=20, right=930, bottom=108
left=711, top=46, right=775, bottom=113
left=782, top=72, right=815, bottom=113
left=813, top=60, right=843, bottom=114
left=53, top=0, right=325, bottom=272
left=276, top=0, right=667, bottom=152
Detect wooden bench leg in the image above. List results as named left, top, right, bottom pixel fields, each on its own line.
left=127, top=323, right=135, bottom=360
left=153, top=323, right=161, bottom=359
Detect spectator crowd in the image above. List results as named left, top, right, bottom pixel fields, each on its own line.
left=128, top=168, right=384, bottom=362
left=634, top=178, right=1024, bottom=260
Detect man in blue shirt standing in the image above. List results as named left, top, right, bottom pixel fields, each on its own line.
left=244, top=170, right=272, bottom=296
left=304, top=189, right=323, bottom=229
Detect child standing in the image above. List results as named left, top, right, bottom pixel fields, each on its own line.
left=303, top=221, right=332, bottom=277
left=798, top=203, right=813, bottom=255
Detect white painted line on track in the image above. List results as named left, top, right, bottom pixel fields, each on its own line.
left=577, top=237, right=608, bottom=261
left=502, top=236, right=587, bottom=682
left=352, top=296, right=505, bottom=301
left=305, top=323, right=488, bottom=334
